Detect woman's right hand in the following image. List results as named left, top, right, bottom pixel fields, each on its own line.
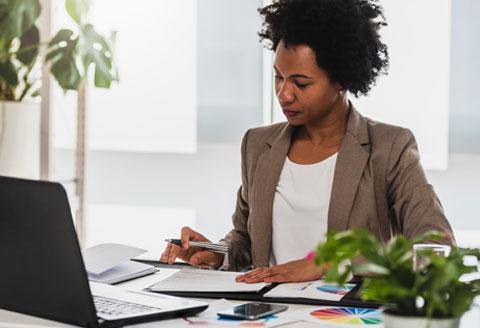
left=159, top=226, right=224, bottom=268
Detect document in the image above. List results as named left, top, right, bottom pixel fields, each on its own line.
left=83, top=243, right=146, bottom=275
left=83, top=243, right=156, bottom=284
left=264, top=281, right=356, bottom=302
left=148, top=268, right=269, bottom=293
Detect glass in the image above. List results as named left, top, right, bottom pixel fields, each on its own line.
left=412, top=243, right=451, bottom=271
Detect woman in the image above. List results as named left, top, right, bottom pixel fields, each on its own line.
left=160, top=0, right=455, bottom=283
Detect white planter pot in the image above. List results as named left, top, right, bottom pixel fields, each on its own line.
left=0, top=101, right=40, bottom=179
left=383, top=311, right=460, bottom=328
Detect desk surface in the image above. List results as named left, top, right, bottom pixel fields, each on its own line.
left=1, top=268, right=479, bottom=328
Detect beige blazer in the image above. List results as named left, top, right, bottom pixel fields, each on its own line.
left=221, top=105, right=455, bottom=271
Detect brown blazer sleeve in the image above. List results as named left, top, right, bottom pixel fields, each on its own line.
left=386, top=128, right=455, bottom=244
left=219, top=129, right=253, bottom=271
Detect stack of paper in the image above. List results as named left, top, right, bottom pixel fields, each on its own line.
left=148, top=268, right=269, bottom=293
left=83, top=243, right=157, bottom=284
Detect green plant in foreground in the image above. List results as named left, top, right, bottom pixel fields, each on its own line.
left=315, top=230, right=480, bottom=318
left=0, top=0, right=117, bottom=101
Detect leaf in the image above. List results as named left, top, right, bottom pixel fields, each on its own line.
left=80, top=24, right=118, bottom=88
left=65, top=0, right=91, bottom=25
left=0, top=60, right=19, bottom=85
left=47, top=29, right=74, bottom=48
left=46, top=29, right=82, bottom=90
left=17, top=24, right=40, bottom=66
left=0, top=0, right=41, bottom=50
left=353, top=263, right=390, bottom=276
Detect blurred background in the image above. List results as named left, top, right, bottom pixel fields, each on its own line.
left=0, top=0, right=478, bottom=259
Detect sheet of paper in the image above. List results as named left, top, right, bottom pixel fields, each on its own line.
left=149, top=268, right=269, bottom=293
left=88, top=260, right=156, bottom=284
left=187, top=299, right=298, bottom=327
left=83, top=243, right=146, bottom=275
left=264, top=281, right=356, bottom=302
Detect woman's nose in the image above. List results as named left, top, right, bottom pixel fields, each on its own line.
left=276, top=81, right=295, bottom=105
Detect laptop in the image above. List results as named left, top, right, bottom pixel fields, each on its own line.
left=0, top=176, right=208, bottom=327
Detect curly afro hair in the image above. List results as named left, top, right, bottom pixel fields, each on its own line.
left=258, top=0, right=389, bottom=97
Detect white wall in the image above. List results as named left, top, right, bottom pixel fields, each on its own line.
left=52, top=0, right=480, bottom=258
left=270, top=0, right=451, bottom=171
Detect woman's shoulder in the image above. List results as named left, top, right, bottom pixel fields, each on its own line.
left=242, top=122, right=290, bottom=146
left=361, top=116, right=419, bottom=170
left=363, top=116, right=416, bottom=147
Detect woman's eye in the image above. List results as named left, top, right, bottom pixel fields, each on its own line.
left=295, top=81, right=308, bottom=88
left=274, top=75, right=283, bottom=80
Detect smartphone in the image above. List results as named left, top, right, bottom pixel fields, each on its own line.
left=217, top=302, right=288, bottom=320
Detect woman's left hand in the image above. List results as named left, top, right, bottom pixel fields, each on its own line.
left=235, top=259, right=326, bottom=284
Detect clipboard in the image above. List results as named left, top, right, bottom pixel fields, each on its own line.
left=141, top=262, right=382, bottom=309
left=147, top=282, right=381, bottom=308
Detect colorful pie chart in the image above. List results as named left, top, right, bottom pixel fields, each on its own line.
left=310, top=307, right=382, bottom=325
left=317, top=284, right=355, bottom=296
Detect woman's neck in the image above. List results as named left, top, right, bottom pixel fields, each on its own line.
left=299, top=96, right=350, bottom=147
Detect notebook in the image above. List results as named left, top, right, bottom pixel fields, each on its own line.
left=83, top=243, right=157, bottom=284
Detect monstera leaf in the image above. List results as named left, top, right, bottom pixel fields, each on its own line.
left=0, top=0, right=40, bottom=51
left=0, top=0, right=117, bottom=99
left=46, top=24, right=117, bottom=91
left=46, top=0, right=118, bottom=91
left=81, top=24, right=117, bottom=88
left=46, top=29, right=82, bottom=91
left=17, top=24, right=40, bottom=66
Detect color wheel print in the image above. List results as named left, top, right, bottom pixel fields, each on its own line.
left=317, top=284, right=355, bottom=296
left=310, top=307, right=382, bottom=325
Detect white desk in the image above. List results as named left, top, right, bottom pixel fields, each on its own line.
left=1, top=269, right=479, bottom=328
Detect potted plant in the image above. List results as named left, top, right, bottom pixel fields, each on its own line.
left=0, top=0, right=117, bottom=178
left=315, top=230, right=480, bottom=328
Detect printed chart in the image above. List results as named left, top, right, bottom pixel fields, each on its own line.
left=310, top=307, right=382, bottom=325
left=316, top=283, right=356, bottom=296
left=264, top=281, right=357, bottom=302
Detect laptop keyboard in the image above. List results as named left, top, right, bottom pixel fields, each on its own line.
left=94, top=295, right=161, bottom=318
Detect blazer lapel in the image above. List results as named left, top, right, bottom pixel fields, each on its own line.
left=250, top=124, right=293, bottom=267
left=250, top=105, right=370, bottom=266
left=328, top=105, right=370, bottom=232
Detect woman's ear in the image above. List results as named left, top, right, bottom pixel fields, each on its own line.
left=334, top=82, right=345, bottom=93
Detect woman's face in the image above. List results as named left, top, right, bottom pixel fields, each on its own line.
left=274, top=40, right=343, bottom=126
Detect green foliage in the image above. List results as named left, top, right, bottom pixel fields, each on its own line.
left=0, top=0, right=117, bottom=101
left=65, top=0, right=90, bottom=25
left=315, top=230, right=480, bottom=318
left=0, top=0, right=40, bottom=100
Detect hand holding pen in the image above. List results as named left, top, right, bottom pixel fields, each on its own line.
left=160, top=226, right=225, bottom=268
left=165, top=239, right=228, bottom=253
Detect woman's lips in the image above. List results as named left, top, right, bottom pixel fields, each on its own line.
left=283, top=109, right=301, bottom=117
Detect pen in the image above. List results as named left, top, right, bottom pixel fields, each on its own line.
left=165, top=239, right=228, bottom=253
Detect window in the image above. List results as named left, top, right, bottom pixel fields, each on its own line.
left=52, top=0, right=264, bottom=259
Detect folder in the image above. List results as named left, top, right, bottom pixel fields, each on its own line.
left=146, top=267, right=380, bottom=308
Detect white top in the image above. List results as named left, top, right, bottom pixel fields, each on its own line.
left=270, top=153, right=337, bottom=265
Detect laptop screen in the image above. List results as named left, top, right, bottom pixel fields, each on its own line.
left=0, top=176, right=98, bottom=327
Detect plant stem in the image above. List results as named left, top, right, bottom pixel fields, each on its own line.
left=0, top=41, right=50, bottom=61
